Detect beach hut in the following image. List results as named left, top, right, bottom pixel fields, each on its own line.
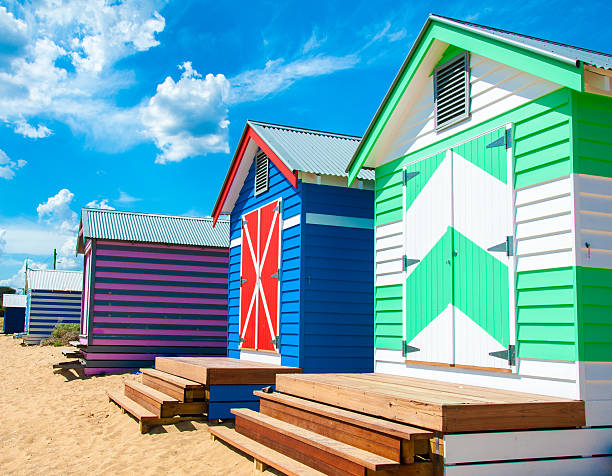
left=338, top=13, right=612, bottom=471
left=24, top=269, right=83, bottom=345
left=76, top=209, right=230, bottom=374
left=2, top=294, right=26, bottom=334
left=212, top=120, right=375, bottom=373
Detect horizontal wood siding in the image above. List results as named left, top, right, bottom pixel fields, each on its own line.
left=227, top=152, right=301, bottom=367
left=375, top=284, right=403, bottom=350
left=573, top=92, right=612, bottom=179
left=300, top=183, right=374, bottom=372
left=576, top=267, right=612, bottom=362
left=516, top=267, right=577, bottom=361
left=85, top=240, right=228, bottom=371
left=26, top=290, right=81, bottom=344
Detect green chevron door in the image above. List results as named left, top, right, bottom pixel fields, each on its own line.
left=403, top=127, right=515, bottom=369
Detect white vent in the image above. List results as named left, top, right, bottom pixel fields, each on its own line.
left=254, top=150, right=269, bottom=195
left=434, top=52, right=470, bottom=131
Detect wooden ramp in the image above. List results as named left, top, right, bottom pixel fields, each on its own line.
left=274, top=373, right=585, bottom=433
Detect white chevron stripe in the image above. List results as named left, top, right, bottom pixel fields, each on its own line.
left=452, top=150, right=511, bottom=265
left=404, top=151, right=452, bottom=279
left=406, top=304, right=453, bottom=364
left=453, top=307, right=508, bottom=369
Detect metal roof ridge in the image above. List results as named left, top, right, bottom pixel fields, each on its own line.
left=82, top=208, right=229, bottom=222
left=247, top=120, right=362, bottom=140
left=431, top=13, right=612, bottom=60
left=28, top=268, right=82, bottom=273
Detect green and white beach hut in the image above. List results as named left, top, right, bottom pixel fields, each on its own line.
left=346, top=14, right=612, bottom=430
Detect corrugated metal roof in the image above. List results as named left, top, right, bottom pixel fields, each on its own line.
left=26, top=269, right=83, bottom=292
left=80, top=209, right=230, bottom=249
left=249, top=121, right=375, bottom=180
left=2, top=294, right=27, bottom=308
left=432, top=15, right=612, bottom=70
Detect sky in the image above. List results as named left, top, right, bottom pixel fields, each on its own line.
left=0, top=0, right=611, bottom=289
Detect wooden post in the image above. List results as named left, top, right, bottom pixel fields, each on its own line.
left=254, top=459, right=268, bottom=472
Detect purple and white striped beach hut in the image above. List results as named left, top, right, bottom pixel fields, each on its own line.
left=76, top=208, right=230, bottom=375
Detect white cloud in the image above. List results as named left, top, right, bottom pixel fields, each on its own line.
left=141, top=62, right=230, bottom=164
left=117, top=191, right=140, bottom=204
left=0, top=6, right=28, bottom=68
left=36, top=188, right=78, bottom=234
left=13, top=120, right=52, bottom=138
left=0, top=228, right=6, bottom=257
left=0, top=148, right=26, bottom=179
left=0, top=258, right=48, bottom=289
left=229, top=54, right=358, bottom=104
left=86, top=198, right=114, bottom=210
left=303, top=29, right=326, bottom=54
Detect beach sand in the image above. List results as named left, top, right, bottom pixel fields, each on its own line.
left=0, top=335, right=258, bottom=475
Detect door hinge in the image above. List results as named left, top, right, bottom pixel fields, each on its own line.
left=273, top=203, right=281, bottom=213
left=241, top=217, right=248, bottom=226
left=402, top=340, right=420, bottom=357
left=402, top=255, right=420, bottom=271
left=505, top=128, right=512, bottom=149
left=489, top=344, right=515, bottom=366
left=240, top=278, right=247, bottom=286
left=486, top=130, right=512, bottom=149
left=271, top=269, right=281, bottom=280
left=239, top=337, right=245, bottom=343
left=270, top=336, right=279, bottom=347
left=487, top=236, right=514, bottom=257
left=403, top=169, right=420, bottom=186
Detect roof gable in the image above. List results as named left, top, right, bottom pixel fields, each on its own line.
left=212, top=121, right=373, bottom=224
left=347, top=14, right=604, bottom=182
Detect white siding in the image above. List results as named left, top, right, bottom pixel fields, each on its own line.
left=375, top=220, right=404, bottom=286
left=514, top=176, right=575, bottom=272
left=574, top=174, right=612, bottom=269
left=580, top=361, right=612, bottom=426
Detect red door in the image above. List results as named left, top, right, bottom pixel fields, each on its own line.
left=239, top=199, right=281, bottom=352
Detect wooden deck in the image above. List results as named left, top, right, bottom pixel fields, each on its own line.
left=275, top=373, right=585, bottom=433
left=155, top=356, right=301, bottom=385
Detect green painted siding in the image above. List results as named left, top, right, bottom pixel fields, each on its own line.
left=573, top=91, right=612, bottom=179
left=375, top=284, right=402, bottom=349
left=576, top=266, right=612, bottom=362
left=516, top=267, right=577, bottom=361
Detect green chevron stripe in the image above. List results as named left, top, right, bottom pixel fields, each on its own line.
left=406, top=227, right=509, bottom=346
left=451, top=127, right=507, bottom=183
left=405, top=152, right=446, bottom=210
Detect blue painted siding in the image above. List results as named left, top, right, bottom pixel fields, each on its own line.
left=300, top=183, right=374, bottom=373
left=25, top=290, right=82, bottom=344
left=227, top=153, right=302, bottom=367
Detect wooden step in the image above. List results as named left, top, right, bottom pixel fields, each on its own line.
left=107, top=390, right=205, bottom=434
left=124, top=380, right=205, bottom=418
left=255, top=391, right=433, bottom=463
left=233, top=408, right=401, bottom=476
left=141, top=368, right=205, bottom=402
left=209, top=425, right=326, bottom=476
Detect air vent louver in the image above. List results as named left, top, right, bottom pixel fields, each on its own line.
left=254, top=150, right=269, bottom=195
left=434, top=52, right=470, bottom=131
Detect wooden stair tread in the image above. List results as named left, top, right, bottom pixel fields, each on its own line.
left=107, top=390, right=157, bottom=421
left=142, top=368, right=203, bottom=389
left=124, top=380, right=179, bottom=404
left=256, top=391, right=432, bottom=440
left=209, top=425, right=326, bottom=476
left=232, top=408, right=400, bottom=471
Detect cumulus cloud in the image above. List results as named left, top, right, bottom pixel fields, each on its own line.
left=0, top=6, right=28, bottom=68
left=0, top=149, right=26, bottom=179
left=141, top=62, right=230, bottom=164
left=0, top=228, right=6, bottom=257
left=13, top=120, right=52, bottom=138
left=37, top=188, right=78, bottom=234
left=86, top=198, right=114, bottom=210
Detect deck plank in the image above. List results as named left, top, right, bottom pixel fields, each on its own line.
left=275, top=373, right=585, bottom=433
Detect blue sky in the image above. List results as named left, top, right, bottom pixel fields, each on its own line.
left=1, top=0, right=611, bottom=288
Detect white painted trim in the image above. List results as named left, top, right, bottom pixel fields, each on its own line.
left=282, top=214, right=300, bottom=230
left=305, top=213, right=373, bottom=229
left=518, top=358, right=577, bottom=380
left=239, top=350, right=281, bottom=366
left=444, top=427, right=612, bottom=464
left=230, top=237, right=241, bottom=248
left=444, top=456, right=612, bottom=476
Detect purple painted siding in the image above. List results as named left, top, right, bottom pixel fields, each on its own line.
left=82, top=239, right=228, bottom=372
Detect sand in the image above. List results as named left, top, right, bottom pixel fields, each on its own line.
left=0, top=335, right=258, bottom=475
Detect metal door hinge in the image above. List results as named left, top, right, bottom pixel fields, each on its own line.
left=486, top=130, right=512, bottom=149
left=403, top=170, right=420, bottom=186
left=273, top=204, right=281, bottom=213
left=271, top=269, right=281, bottom=280
left=270, top=336, right=279, bottom=347
left=402, top=340, right=420, bottom=357
left=489, top=344, right=515, bottom=366
left=240, top=278, right=247, bottom=286
left=402, top=255, right=420, bottom=271
left=487, top=236, right=514, bottom=256
left=505, top=128, right=512, bottom=149
left=239, top=337, right=245, bottom=343
left=241, top=217, right=248, bottom=226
